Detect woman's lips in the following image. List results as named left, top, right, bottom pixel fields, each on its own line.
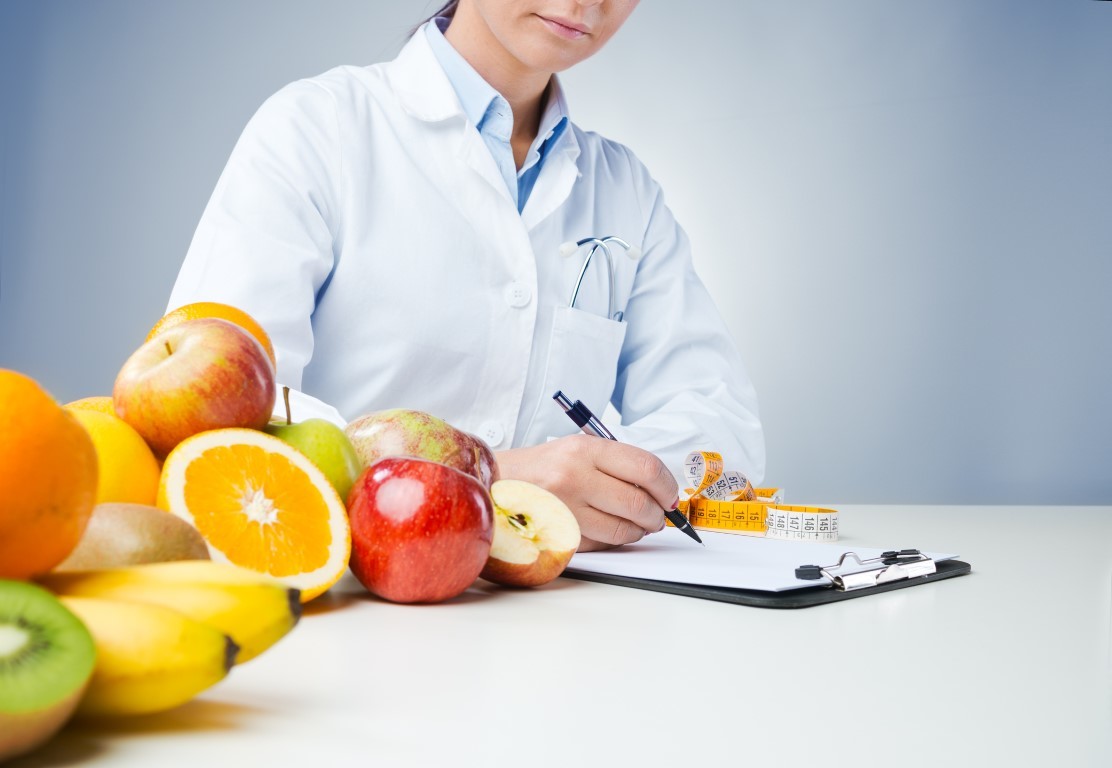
left=537, top=15, right=589, bottom=40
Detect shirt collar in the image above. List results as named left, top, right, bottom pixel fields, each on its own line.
left=532, top=79, right=569, bottom=162
left=425, top=17, right=569, bottom=147
left=425, top=17, right=502, bottom=131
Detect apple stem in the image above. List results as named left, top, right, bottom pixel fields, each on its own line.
left=282, top=386, right=292, bottom=426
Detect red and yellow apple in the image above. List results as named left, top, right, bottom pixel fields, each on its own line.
left=347, top=457, right=494, bottom=604
left=113, top=318, right=276, bottom=458
left=480, top=480, right=580, bottom=587
left=344, top=409, right=498, bottom=488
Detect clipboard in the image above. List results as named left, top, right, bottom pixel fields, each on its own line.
left=564, top=558, right=971, bottom=608
left=560, top=528, right=971, bottom=609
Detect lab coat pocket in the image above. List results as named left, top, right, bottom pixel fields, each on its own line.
left=525, top=306, right=627, bottom=443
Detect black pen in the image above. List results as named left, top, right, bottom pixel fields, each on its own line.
left=552, top=390, right=705, bottom=546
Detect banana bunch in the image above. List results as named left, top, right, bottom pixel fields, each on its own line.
left=39, top=560, right=301, bottom=717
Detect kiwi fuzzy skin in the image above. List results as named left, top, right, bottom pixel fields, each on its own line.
left=54, top=502, right=210, bottom=571
left=0, top=580, right=96, bottom=762
left=0, top=684, right=89, bottom=761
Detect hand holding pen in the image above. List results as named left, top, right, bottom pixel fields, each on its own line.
left=553, top=391, right=704, bottom=546
left=494, top=411, right=682, bottom=552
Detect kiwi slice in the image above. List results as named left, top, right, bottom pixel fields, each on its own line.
left=0, top=579, right=96, bottom=762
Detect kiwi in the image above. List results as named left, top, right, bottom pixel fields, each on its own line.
left=0, top=579, right=96, bottom=761
left=54, top=502, right=210, bottom=571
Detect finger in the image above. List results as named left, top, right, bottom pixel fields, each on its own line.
left=574, top=504, right=648, bottom=547
left=577, top=535, right=618, bottom=553
left=585, top=439, right=679, bottom=511
left=583, top=470, right=667, bottom=534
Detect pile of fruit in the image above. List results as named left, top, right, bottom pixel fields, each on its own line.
left=0, top=302, right=580, bottom=762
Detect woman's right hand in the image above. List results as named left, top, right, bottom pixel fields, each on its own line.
left=495, top=435, right=679, bottom=552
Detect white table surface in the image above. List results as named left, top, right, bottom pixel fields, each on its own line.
left=13, top=506, right=1112, bottom=768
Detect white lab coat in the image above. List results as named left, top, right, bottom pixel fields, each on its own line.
left=168, top=29, right=765, bottom=484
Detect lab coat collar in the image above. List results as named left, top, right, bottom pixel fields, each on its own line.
left=385, top=25, right=466, bottom=123
left=521, top=131, right=580, bottom=231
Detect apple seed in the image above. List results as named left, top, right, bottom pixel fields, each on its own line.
left=507, top=513, right=532, bottom=536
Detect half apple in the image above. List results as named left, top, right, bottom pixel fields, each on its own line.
left=480, top=480, right=580, bottom=587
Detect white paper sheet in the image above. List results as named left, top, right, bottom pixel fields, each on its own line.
left=566, top=527, right=958, bottom=592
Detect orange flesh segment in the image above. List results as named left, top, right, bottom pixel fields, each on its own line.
left=183, top=445, right=332, bottom=576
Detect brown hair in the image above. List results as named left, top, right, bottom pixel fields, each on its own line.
left=412, top=1, right=460, bottom=35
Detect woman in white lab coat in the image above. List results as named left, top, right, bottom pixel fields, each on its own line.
left=168, top=0, right=764, bottom=551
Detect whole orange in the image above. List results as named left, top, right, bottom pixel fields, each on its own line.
left=66, top=409, right=161, bottom=506
left=0, top=370, right=98, bottom=578
left=64, top=395, right=116, bottom=415
left=147, top=302, right=276, bottom=369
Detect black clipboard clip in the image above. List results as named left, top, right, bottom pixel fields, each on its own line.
left=794, top=549, right=938, bottom=592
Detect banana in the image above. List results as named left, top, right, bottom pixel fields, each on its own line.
left=59, top=596, right=237, bottom=717
left=40, top=561, right=301, bottom=664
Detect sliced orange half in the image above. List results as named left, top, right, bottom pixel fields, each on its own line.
left=157, top=428, right=350, bottom=601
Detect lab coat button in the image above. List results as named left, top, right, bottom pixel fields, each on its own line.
left=504, top=282, right=532, bottom=308
left=479, top=421, right=505, bottom=446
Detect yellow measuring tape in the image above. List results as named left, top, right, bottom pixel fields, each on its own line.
left=674, top=451, right=839, bottom=541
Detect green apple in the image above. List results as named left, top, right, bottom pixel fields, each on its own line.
left=265, top=388, right=362, bottom=504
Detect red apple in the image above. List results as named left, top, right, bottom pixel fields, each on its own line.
left=113, top=318, right=276, bottom=458
left=347, top=457, right=494, bottom=604
left=344, top=409, right=499, bottom=488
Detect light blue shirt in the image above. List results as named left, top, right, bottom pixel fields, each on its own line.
left=425, top=18, right=569, bottom=213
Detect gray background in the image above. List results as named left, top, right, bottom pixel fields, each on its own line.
left=2, top=0, right=1109, bottom=504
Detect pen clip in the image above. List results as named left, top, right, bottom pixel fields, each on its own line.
left=572, top=400, right=616, bottom=440
left=552, top=391, right=574, bottom=412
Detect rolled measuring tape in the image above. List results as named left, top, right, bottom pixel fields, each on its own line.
left=674, top=451, right=839, bottom=541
